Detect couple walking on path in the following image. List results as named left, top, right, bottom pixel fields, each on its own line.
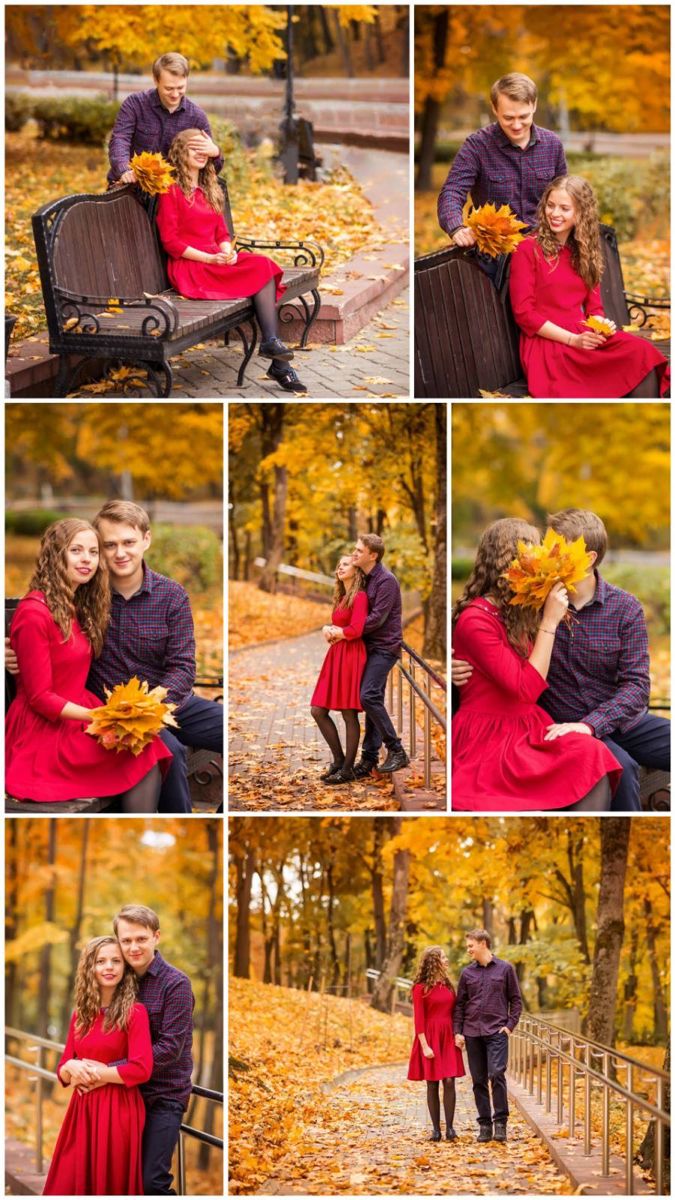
left=408, top=930, right=522, bottom=1145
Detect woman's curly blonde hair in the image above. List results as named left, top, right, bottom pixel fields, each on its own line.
left=535, top=175, right=604, bottom=291
left=412, top=945, right=455, bottom=994
left=28, top=519, right=110, bottom=657
left=168, top=128, right=224, bottom=214
left=74, top=937, right=138, bottom=1036
left=332, top=557, right=367, bottom=611
left=452, top=518, right=542, bottom=654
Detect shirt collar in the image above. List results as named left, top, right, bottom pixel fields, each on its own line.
left=579, top=569, right=607, bottom=609
left=367, top=562, right=384, bottom=584
left=146, top=950, right=164, bottom=977
left=112, top=561, right=155, bottom=602
left=493, top=121, right=540, bottom=150
left=151, top=88, right=186, bottom=115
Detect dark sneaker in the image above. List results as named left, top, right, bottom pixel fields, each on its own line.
left=353, top=759, right=377, bottom=779
left=267, top=362, right=307, bottom=392
left=376, top=748, right=411, bottom=774
left=323, top=768, right=356, bottom=786
left=259, top=336, right=294, bottom=361
left=430, top=1127, right=442, bottom=1142
left=445, top=1127, right=458, bottom=1141
left=493, top=1122, right=507, bottom=1143
left=477, top=1126, right=493, bottom=1143
left=320, top=760, right=344, bottom=781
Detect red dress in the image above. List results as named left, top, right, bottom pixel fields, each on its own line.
left=156, top=183, right=285, bottom=301
left=452, top=599, right=622, bottom=810
left=407, top=982, right=466, bottom=1082
left=5, top=592, right=172, bottom=801
left=43, top=1003, right=152, bottom=1196
left=509, top=236, right=669, bottom=398
left=310, top=592, right=368, bottom=710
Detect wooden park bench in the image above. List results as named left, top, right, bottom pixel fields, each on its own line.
left=31, top=177, right=323, bottom=398
left=415, top=226, right=670, bottom=398
left=5, top=598, right=223, bottom=812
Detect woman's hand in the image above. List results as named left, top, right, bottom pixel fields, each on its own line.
left=544, top=722, right=593, bottom=741
left=422, top=1045, right=435, bottom=1059
left=210, top=251, right=232, bottom=265
left=541, top=582, right=569, bottom=630
left=571, top=331, right=608, bottom=350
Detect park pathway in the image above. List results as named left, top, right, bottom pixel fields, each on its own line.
left=257, top=1063, right=572, bottom=1195
left=229, top=629, right=444, bottom=811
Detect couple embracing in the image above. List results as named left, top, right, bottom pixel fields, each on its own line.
left=44, top=904, right=193, bottom=1196
left=408, top=930, right=522, bottom=1145
left=310, top=535, right=410, bottom=785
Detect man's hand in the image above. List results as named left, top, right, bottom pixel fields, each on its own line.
left=327, top=628, right=345, bottom=644
left=5, top=637, right=19, bottom=676
left=544, top=722, right=593, bottom=741
left=65, top=1059, right=102, bottom=1087
left=499, top=1026, right=511, bottom=1037
left=117, top=169, right=137, bottom=185
left=451, top=656, right=473, bottom=687
left=187, top=130, right=219, bottom=157
left=455, top=1033, right=465, bottom=1049
left=452, top=227, right=477, bottom=248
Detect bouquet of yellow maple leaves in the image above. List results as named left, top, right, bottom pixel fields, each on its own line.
left=461, top=197, right=528, bottom=258
left=129, top=152, right=175, bottom=196
left=86, top=677, right=178, bottom=756
left=583, top=315, right=615, bottom=337
left=502, top=529, right=593, bottom=618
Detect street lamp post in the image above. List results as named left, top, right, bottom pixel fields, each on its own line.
left=278, top=4, right=299, bottom=185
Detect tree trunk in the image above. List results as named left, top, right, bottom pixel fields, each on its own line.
left=318, top=6, right=335, bottom=53
left=371, top=821, right=388, bottom=969
left=6, top=821, right=19, bottom=1031
left=233, top=842, right=256, bottom=979
left=552, top=826, right=590, bottom=964
left=423, top=404, right=447, bottom=659
left=623, top=926, right=639, bottom=1043
left=38, top=823, right=58, bottom=1041
left=257, top=405, right=287, bottom=593
left=228, top=477, right=240, bottom=580
left=586, top=819, right=631, bottom=1046
left=643, top=897, right=669, bottom=1042
left=370, top=821, right=410, bottom=1013
left=59, top=823, right=89, bottom=1037
left=415, top=10, right=449, bottom=191
left=637, top=1044, right=670, bottom=1189
left=197, top=823, right=223, bottom=1169
left=333, top=13, right=354, bottom=76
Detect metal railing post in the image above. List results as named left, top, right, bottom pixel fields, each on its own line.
left=655, top=1077, right=664, bottom=1196
left=424, top=674, right=432, bottom=788
left=177, top=1130, right=186, bottom=1195
left=569, top=1042, right=576, bottom=1137
left=601, top=1052, right=611, bottom=1176
left=387, top=668, right=393, bottom=714
left=409, top=661, right=416, bottom=757
left=556, top=1032, right=563, bottom=1126
left=625, top=1063, right=634, bottom=1194
left=396, top=664, right=403, bottom=732
left=583, top=1043, right=592, bottom=1156
left=30, top=1043, right=44, bottom=1174
left=545, top=1030, right=552, bottom=1114
left=536, top=1033, right=543, bottom=1104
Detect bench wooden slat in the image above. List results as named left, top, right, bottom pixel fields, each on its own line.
left=53, top=194, right=166, bottom=298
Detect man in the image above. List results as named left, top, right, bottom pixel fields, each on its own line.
left=438, top=72, right=567, bottom=278
left=108, top=52, right=223, bottom=186
left=327, top=534, right=409, bottom=775
left=7, top=500, right=223, bottom=812
left=454, top=929, right=522, bottom=1144
left=452, top=509, right=670, bottom=811
left=72, top=905, right=194, bottom=1196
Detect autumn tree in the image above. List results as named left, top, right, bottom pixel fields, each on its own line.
left=587, top=819, right=631, bottom=1046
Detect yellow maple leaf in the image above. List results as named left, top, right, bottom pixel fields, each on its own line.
left=583, top=315, right=615, bottom=336
left=129, top=151, right=175, bottom=196
left=502, top=528, right=593, bottom=612
left=462, top=198, right=528, bottom=258
left=86, top=677, right=178, bottom=756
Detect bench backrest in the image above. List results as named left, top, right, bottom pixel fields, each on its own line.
left=5, top=599, right=19, bottom=709
left=415, top=226, right=633, bottom=398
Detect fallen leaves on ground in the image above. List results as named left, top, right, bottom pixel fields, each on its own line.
left=229, top=580, right=323, bottom=648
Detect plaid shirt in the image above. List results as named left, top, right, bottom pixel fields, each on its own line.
left=538, top=573, right=651, bottom=739
left=87, top=564, right=196, bottom=706
left=138, top=952, right=195, bottom=1111
left=437, top=122, right=567, bottom=235
left=363, top=563, right=402, bottom=657
left=107, top=87, right=224, bottom=182
left=454, top=956, right=523, bottom=1037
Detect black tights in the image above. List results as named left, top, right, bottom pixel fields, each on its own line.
left=253, top=278, right=279, bottom=342
left=624, top=368, right=660, bottom=398
left=117, top=765, right=161, bottom=814
left=310, top=706, right=361, bottom=772
left=426, top=1078, right=456, bottom=1132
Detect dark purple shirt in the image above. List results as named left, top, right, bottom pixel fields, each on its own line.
left=454, top=956, right=523, bottom=1037
left=137, top=952, right=194, bottom=1111
left=87, top=564, right=196, bottom=707
left=538, top=573, right=650, bottom=739
left=437, top=122, right=567, bottom=236
left=363, top=562, right=402, bottom=657
left=107, top=87, right=224, bottom=183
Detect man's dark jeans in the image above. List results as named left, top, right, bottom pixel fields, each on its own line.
left=602, top=714, right=670, bottom=812
left=465, top=1032, right=510, bottom=1126
left=360, top=649, right=403, bottom=761
left=158, top=695, right=223, bottom=813
left=142, top=1102, right=184, bottom=1194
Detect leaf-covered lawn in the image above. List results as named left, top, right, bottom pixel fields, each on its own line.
left=228, top=579, right=324, bottom=648
left=6, top=129, right=382, bottom=343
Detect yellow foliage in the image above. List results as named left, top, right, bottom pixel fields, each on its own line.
left=503, top=529, right=594, bottom=611
left=583, top=315, right=615, bottom=337
left=129, top=152, right=175, bottom=196
left=86, top=677, right=178, bottom=755
left=461, top=197, right=528, bottom=258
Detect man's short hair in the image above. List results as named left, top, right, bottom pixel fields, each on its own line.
left=93, top=501, right=151, bottom=535
left=490, top=72, right=537, bottom=108
left=466, top=928, right=491, bottom=948
left=152, top=52, right=190, bottom=80
left=547, top=508, right=608, bottom=566
left=358, top=533, right=385, bottom=562
left=113, top=904, right=160, bottom=935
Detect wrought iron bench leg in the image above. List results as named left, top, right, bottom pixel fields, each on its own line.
left=54, top=355, right=75, bottom=397
left=300, top=289, right=321, bottom=348
left=142, top=361, right=173, bottom=398
left=277, top=290, right=322, bottom=349
left=234, top=318, right=258, bottom=387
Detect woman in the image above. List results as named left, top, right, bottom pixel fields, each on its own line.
left=5, top=519, right=171, bottom=809
left=452, top=518, right=621, bottom=811
left=44, top=936, right=152, bottom=1196
left=407, top=946, right=465, bottom=1142
left=310, top=555, right=368, bottom=785
left=509, top=175, right=669, bottom=398
left=157, top=128, right=307, bottom=394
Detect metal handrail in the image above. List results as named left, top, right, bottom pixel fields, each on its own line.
left=402, top=639, right=448, bottom=691
left=5, top=1027, right=223, bottom=1195
left=387, top=643, right=447, bottom=789
left=510, top=1015, right=669, bottom=1194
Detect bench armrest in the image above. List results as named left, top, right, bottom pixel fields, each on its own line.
left=236, top=236, right=325, bottom=270
left=624, top=290, right=671, bottom=328
left=55, top=288, right=179, bottom=336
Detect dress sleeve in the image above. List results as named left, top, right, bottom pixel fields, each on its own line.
left=56, top=1012, right=77, bottom=1086
left=456, top=607, right=548, bottom=702
left=411, top=984, right=425, bottom=1036
left=341, top=592, right=368, bottom=640
left=583, top=282, right=606, bottom=319
left=214, top=208, right=231, bottom=243
left=156, top=186, right=189, bottom=258
left=508, top=239, right=550, bottom=337
left=117, top=1004, right=154, bottom=1087
left=10, top=598, right=72, bottom=721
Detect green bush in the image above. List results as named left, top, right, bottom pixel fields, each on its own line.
left=602, top=563, right=670, bottom=635
left=207, top=117, right=251, bottom=191
left=451, top=557, right=475, bottom=580
left=5, top=509, right=68, bottom=536
left=145, top=524, right=223, bottom=592
left=5, top=93, right=33, bottom=132
left=31, top=96, right=121, bottom=145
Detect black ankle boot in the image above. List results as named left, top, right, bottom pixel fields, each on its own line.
left=445, top=1127, right=458, bottom=1140
left=320, top=760, right=344, bottom=781
left=430, top=1127, right=442, bottom=1142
